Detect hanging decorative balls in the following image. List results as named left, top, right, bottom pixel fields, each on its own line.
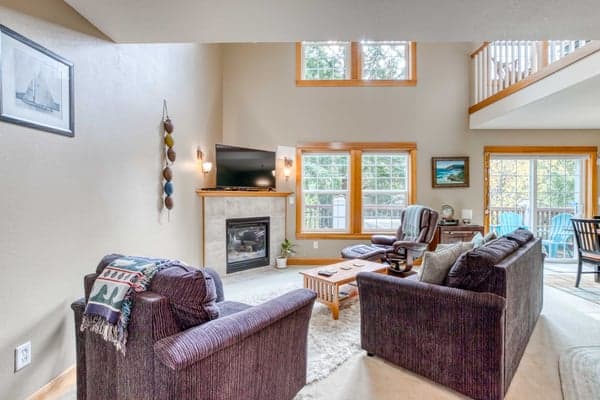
left=164, top=118, right=174, bottom=133
left=164, top=133, right=174, bottom=148
left=164, top=181, right=174, bottom=196
left=167, top=147, right=176, bottom=162
left=162, top=166, right=173, bottom=181
left=162, top=100, right=175, bottom=211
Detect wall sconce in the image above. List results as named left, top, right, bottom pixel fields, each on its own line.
left=196, top=146, right=213, bottom=174
left=283, top=157, right=293, bottom=180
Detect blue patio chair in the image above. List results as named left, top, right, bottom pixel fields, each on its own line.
left=496, top=211, right=526, bottom=236
left=542, top=213, right=574, bottom=258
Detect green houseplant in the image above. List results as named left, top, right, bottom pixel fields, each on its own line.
left=276, top=238, right=296, bottom=269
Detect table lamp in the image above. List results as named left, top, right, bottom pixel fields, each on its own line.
left=461, top=209, right=473, bottom=225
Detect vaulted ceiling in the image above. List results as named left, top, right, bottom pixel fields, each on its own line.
left=65, top=0, right=600, bottom=43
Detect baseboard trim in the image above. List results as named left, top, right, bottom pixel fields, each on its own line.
left=27, top=365, right=75, bottom=400
left=287, top=257, right=345, bottom=265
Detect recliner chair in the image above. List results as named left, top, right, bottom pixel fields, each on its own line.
left=341, top=205, right=439, bottom=271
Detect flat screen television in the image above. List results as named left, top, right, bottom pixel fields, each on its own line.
left=215, top=144, right=276, bottom=189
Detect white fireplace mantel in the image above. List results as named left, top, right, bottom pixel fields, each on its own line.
left=197, top=190, right=292, bottom=275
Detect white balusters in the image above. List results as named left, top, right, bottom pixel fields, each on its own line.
left=471, top=39, right=591, bottom=106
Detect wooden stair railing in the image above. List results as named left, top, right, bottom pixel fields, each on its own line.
left=470, top=40, right=598, bottom=114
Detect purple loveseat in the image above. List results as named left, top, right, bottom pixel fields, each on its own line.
left=71, top=256, right=316, bottom=400
left=356, top=236, right=543, bottom=400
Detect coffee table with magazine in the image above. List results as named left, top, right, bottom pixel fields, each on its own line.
left=300, top=259, right=388, bottom=320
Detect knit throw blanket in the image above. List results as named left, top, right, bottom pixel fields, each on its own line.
left=402, top=205, right=425, bottom=241
left=80, top=256, right=168, bottom=353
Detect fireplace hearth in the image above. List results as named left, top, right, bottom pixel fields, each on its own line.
left=226, top=217, right=270, bottom=273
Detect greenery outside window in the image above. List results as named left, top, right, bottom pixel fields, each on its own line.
left=296, top=142, right=417, bottom=239
left=296, top=41, right=417, bottom=87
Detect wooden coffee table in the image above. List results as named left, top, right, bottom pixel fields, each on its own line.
left=300, top=259, right=388, bottom=320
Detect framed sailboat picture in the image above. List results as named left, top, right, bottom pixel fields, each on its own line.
left=0, top=25, right=74, bottom=137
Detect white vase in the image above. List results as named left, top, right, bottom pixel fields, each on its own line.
left=276, top=257, right=288, bottom=269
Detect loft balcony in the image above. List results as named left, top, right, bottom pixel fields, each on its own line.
left=469, top=40, right=600, bottom=129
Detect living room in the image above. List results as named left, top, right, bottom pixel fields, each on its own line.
left=1, top=1, right=600, bottom=400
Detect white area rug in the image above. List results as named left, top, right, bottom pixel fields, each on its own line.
left=243, top=282, right=362, bottom=385
left=559, top=346, right=600, bottom=400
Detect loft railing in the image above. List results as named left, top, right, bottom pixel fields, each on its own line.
left=470, top=40, right=594, bottom=112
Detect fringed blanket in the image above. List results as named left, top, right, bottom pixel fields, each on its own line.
left=80, top=256, right=169, bottom=353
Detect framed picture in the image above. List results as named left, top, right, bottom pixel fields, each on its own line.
left=432, top=157, right=469, bottom=188
left=0, top=25, right=74, bottom=137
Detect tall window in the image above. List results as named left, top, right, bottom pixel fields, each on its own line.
left=297, top=143, right=416, bottom=239
left=362, top=153, right=409, bottom=231
left=296, top=41, right=417, bottom=87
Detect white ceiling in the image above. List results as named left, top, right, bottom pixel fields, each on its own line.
left=65, top=0, right=600, bottom=43
left=471, top=76, right=600, bottom=129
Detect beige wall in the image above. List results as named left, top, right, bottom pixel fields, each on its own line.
left=222, top=43, right=600, bottom=257
left=0, top=5, right=222, bottom=399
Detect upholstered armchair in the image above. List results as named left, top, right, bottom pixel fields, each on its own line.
left=71, top=256, right=316, bottom=400
left=341, top=205, right=439, bottom=270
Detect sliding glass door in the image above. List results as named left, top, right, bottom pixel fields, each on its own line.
left=488, top=155, right=587, bottom=261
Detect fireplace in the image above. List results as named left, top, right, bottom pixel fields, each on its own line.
left=226, top=217, right=270, bottom=273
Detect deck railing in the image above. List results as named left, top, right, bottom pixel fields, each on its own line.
left=471, top=40, right=591, bottom=108
left=489, top=206, right=576, bottom=240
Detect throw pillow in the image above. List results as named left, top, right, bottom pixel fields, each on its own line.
left=419, top=243, right=464, bottom=285
left=95, top=255, right=219, bottom=330
left=436, top=241, right=474, bottom=253
left=446, top=237, right=519, bottom=291
left=483, top=231, right=497, bottom=243
left=471, top=232, right=484, bottom=248
left=504, top=228, right=533, bottom=245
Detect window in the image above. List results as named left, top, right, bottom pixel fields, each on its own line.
left=296, top=41, right=417, bottom=87
left=362, top=153, right=409, bottom=231
left=296, top=143, right=417, bottom=239
left=301, top=41, right=350, bottom=80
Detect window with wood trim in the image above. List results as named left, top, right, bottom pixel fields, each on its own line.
left=296, top=41, right=417, bottom=87
left=296, top=143, right=417, bottom=239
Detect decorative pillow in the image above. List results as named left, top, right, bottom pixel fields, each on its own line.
left=95, top=255, right=219, bottom=330
left=436, top=241, right=474, bottom=253
left=151, top=263, right=220, bottom=329
left=446, top=237, right=519, bottom=291
left=471, top=232, right=484, bottom=248
left=504, top=228, right=533, bottom=245
left=483, top=231, right=497, bottom=243
left=419, top=243, right=465, bottom=285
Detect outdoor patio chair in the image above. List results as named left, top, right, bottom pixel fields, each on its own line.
left=542, top=213, right=574, bottom=258
left=496, top=212, right=526, bottom=236
left=570, top=218, right=600, bottom=287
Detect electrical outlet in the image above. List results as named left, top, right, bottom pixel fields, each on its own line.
left=313, top=241, right=319, bottom=249
left=15, top=341, right=31, bottom=372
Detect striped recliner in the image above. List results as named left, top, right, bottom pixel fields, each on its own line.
left=341, top=205, right=439, bottom=271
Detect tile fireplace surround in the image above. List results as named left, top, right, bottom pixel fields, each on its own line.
left=197, top=191, right=291, bottom=275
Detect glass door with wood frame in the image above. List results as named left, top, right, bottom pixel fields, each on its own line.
left=487, top=155, right=587, bottom=262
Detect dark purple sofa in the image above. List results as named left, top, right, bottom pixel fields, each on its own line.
left=71, top=257, right=316, bottom=400
left=356, top=236, right=544, bottom=400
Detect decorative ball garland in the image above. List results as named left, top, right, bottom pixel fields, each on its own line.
left=162, top=100, right=175, bottom=212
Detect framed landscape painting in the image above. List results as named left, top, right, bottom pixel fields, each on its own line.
left=432, top=157, right=469, bottom=188
left=0, top=25, right=74, bottom=137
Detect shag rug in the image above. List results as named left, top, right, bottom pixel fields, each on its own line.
left=243, top=282, right=362, bottom=386
left=559, top=346, right=600, bottom=400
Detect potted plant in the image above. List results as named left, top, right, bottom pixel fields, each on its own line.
left=276, top=238, right=296, bottom=269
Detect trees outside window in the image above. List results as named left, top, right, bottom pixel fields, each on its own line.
left=296, top=41, right=416, bottom=87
